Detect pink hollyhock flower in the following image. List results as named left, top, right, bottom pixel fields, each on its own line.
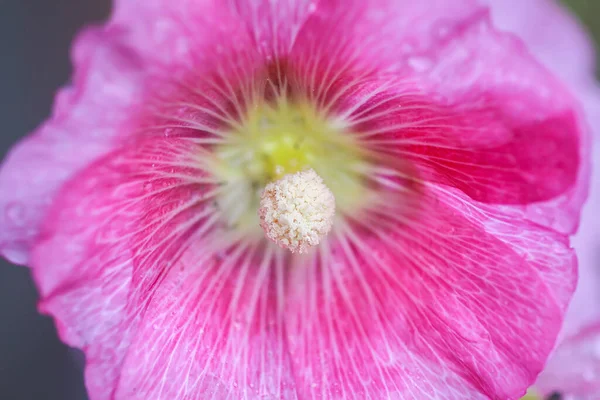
left=0, top=0, right=595, bottom=399
left=485, top=1, right=600, bottom=399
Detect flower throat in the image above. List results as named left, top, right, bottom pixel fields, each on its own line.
left=210, top=94, right=368, bottom=245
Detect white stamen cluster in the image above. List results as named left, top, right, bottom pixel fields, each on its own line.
left=258, top=169, right=335, bottom=254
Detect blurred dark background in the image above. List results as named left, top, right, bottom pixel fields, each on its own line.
left=0, top=1, right=598, bottom=399
left=0, top=3, right=110, bottom=399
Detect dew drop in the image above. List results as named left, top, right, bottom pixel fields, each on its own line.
left=438, top=26, right=450, bottom=38
left=5, top=202, right=26, bottom=227
left=307, top=2, right=317, bottom=13
left=3, top=243, right=28, bottom=265
left=592, top=337, right=600, bottom=359
left=400, top=42, right=414, bottom=54
left=407, top=56, right=433, bottom=72
left=434, top=21, right=452, bottom=39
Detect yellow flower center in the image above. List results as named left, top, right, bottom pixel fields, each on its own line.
left=211, top=97, right=367, bottom=240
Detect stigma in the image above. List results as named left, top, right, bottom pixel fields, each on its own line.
left=258, top=169, right=335, bottom=253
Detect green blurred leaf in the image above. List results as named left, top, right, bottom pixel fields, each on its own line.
left=560, top=0, right=600, bottom=74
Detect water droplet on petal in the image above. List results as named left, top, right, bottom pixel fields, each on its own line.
left=407, top=56, right=433, bottom=72
left=434, top=21, right=452, bottom=39
left=3, top=242, right=29, bottom=264
left=400, top=42, right=414, bottom=54
left=583, top=368, right=595, bottom=382
left=307, top=2, right=317, bottom=13
left=591, top=337, right=600, bottom=359
left=6, top=202, right=26, bottom=227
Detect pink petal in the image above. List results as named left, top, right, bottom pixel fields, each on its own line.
left=484, top=0, right=600, bottom=236
left=31, top=137, right=214, bottom=400
left=284, top=187, right=576, bottom=399
left=484, top=0, right=600, bottom=330
left=111, top=0, right=243, bottom=63
left=109, top=0, right=299, bottom=147
left=0, top=27, right=145, bottom=264
left=113, top=244, right=297, bottom=400
left=231, top=0, right=317, bottom=56
left=111, top=0, right=315, bottom=68
left=567, top=143, right=600, bottom=335
left=0, top=0, right=273, bottom=266
left=289, top=5, right=584, bottom=211
left=535, top=322, right=600, bottom=397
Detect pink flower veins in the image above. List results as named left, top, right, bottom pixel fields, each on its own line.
left=0, top=1, right=596, bottom=399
